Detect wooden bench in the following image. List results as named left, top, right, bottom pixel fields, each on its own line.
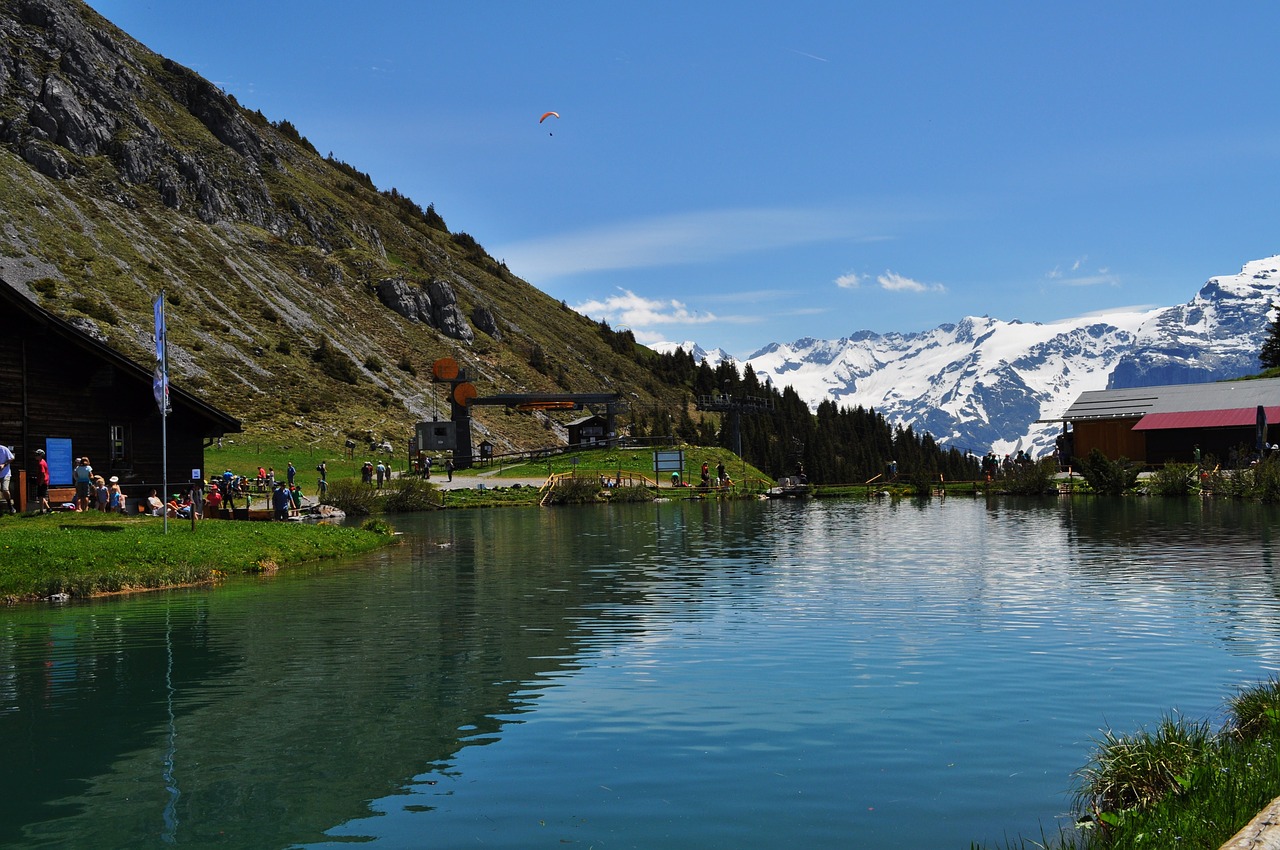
left=48, top=486, right=76, bottom=505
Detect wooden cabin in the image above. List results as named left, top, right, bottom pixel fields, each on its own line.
left=0, top=279, right=240, bottom=509
left=567, top=414, right=610, bottom=448
left=1061, top=378, right=1280, bottom=466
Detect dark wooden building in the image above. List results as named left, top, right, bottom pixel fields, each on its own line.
left=566, top=414, right=610, bottom=448
left=1061, top=378, right=1280, bottom=465
left=0, top=279, right=240, bottom=507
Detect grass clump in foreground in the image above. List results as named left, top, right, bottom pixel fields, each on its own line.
left=0, top=512, right=396, bottom=602
left=978, top=678, right=1280, bottom=850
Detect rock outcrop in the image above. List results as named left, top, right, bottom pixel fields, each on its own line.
left=374, top=276, right=474, bottom=342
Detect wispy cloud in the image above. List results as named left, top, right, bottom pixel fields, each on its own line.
left=573, top=288, right=718, bottom=329
left=837, top=269, right=944, bottom=293
left=495, top=206, right=899, bottom=281
left=1047, top=259, right=1118, bottom=287
left=787, top=47, right=830, bottom=63
left=877, top=271, right=946, bottom=294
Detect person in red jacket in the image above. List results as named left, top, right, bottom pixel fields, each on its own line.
left=34, top=448, right=51, bottom=514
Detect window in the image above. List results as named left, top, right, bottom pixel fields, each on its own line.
left=109, top=424, right=131, bottom=469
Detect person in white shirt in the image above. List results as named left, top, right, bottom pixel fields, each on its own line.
left=0, top=443, right=15, bottom=514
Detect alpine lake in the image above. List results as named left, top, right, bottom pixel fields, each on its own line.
left=4, top=495, right=1280, bottom=849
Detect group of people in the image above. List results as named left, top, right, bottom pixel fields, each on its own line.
left=71, top=456, right=126, bottom=514
left=209, top=466, right=310, bottom=520
left=409, top=453, right=456, bottom=482
left=669, top=461, right=735, bottom=489
left=980, top=450, right=1035, bottom=480
left=361, top=460, right=390, bottom=487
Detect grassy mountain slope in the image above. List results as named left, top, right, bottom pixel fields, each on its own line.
left=0, top=0, right=683, bottom=453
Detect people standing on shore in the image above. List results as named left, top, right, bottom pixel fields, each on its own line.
left=272, top=482, right=292, bottom=521
left=34, top=448, right=50, bottom=514
left=73, top=457, right=93, bottom=511
left=0, top=442, right=16, bottom=514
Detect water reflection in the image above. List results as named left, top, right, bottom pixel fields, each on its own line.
left=2, top=498, right=1280, bottom=848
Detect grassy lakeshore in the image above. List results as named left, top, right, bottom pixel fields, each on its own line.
left=982, top=678, right=1280, bottom=850
left=0, top=511, right=396, bottom=602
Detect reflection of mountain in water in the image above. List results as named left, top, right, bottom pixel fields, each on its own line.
left=0, top=501, right=772, bottom=849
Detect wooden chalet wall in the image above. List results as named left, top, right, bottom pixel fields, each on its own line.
left=0, top=281, right=239, bottom=503
left=1070, top=419, right=1147, bottom=464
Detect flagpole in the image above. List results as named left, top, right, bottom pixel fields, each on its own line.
left=155, top=292, right=169, bottom=534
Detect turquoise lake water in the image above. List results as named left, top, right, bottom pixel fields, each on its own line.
left=3, top=496, right=1280, bottom=848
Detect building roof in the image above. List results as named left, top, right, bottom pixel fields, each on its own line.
left=1, top=278, right=241, bottom=435
left=1131, top=407, right=1280, bottom=431
left=1063, top=378, right=1280, bottom=423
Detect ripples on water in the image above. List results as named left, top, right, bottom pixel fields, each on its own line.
left=3, top=497, right=1280, bottom=849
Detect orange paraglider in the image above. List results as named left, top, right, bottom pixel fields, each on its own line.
left=539, top=111, right=559, bottom=123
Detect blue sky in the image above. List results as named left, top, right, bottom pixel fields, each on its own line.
left=87, top=1, right=1280, bottom=357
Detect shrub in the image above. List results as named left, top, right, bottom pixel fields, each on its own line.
left=381, top=479, right=441, bottom=513
left=360, top=518, right=394, bottom=536
left=311, top=337, right=360, bottom=385
left=1077, top=449, right=1140, bottom=495
left=606, top=485, right=654, bottom=503
left=1147, top=462, right=1199, bottom=497
left=1074, top=714, right=1213, bottom=819
left=543, top=477, right=601, bottom=505
left=1201, top=462, right=1250, bottom=498
left=324, top=479, right=378, bottom=515
left=70, top=295, right=120, bottom=326
left=1252, top=456, right=1280, bottom=502
left=1227, top=677, right=1280, bottom=741
left=1001, top=458, right=1059, bottom=495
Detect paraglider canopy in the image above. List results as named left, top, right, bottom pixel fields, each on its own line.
left=539, top=111, right=560, bottom=123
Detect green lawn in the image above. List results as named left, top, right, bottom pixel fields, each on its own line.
left=0, top=511, right=395, bottom=602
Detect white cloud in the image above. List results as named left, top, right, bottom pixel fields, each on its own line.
left=572, top=288, right=717, bottom=329
left=494, top=205, right=901, bottom=281
left=835, top=272, right=863, bottom=289
left=877, top=271, right=945, bottom=294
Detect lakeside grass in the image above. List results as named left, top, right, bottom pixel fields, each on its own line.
left=981, top=679, right=1280, bottom=850
left=0, top=511, right=395, bottom=602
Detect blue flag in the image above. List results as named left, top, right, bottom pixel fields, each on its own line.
left=153, top=294, right=166, bottom=361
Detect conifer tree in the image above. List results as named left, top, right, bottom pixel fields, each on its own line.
left=1261, top=302, right=1280, bottom=369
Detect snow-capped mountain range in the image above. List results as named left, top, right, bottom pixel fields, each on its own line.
left=654, top=256, right=1280, bottom=457
left=649, top=340, right=734, bottom=368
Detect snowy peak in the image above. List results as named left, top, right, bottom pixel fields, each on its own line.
left=661, top=255, right=1280, bottom=458
left=649, top=340, right=734, bottom=368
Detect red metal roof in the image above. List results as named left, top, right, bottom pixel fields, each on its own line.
left=1132, top=406, right=1280, bottom=431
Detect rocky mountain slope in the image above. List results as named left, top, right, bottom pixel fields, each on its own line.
left=0, top=0, right=677, bottom=451
left=742, top=257, right=1280, bottom=457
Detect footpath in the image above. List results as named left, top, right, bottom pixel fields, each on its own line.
left=415, top=468, right=550, bottom=491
